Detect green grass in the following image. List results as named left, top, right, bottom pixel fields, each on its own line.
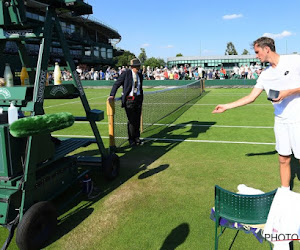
left=1, top=87, right=300, bottom=250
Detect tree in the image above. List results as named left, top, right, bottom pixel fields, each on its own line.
left=115, top=50, right=136, bottom=67
left=242, top=49, right=249, bottom=55
left=176, top=53, right=183, bottom=57
left=157, top=58, right=166, bottom=67
left=138, top=48, right=147, bottom=64
left=225, top=42, right=238, bottom=55
left=144, top=57, right=165, bottom=69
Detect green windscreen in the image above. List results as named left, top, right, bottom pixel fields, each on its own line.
left=0, top=132, right=3, bottom=173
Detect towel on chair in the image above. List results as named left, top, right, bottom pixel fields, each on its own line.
left=263, top=188, right=300, bottom=249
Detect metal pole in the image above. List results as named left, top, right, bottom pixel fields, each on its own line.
left=106, top=98, right=115, bottom=147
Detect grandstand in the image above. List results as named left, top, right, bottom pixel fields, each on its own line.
left=1, top=0, right=122, bottom=74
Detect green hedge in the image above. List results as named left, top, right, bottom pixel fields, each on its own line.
left=204, top=79, right=256, bottom=86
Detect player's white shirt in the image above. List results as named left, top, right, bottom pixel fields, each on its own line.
left=255, top=55, right=300, bottom=122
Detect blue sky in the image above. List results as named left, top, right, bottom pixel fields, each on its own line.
left=87, top=0, right=300, bottom=61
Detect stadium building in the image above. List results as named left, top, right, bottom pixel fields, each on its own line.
left=2, top=0, right=122, bottom=72
left=167, top=55, right=264, bottom=70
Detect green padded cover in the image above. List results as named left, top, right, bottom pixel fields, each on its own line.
left=10, top=112, right=74, bottom=137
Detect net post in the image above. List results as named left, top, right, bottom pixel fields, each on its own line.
left=140, top=110, right=143, bottom=133
left=106, top=98, right=115, bottom=147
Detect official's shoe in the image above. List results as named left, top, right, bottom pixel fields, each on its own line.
left=135, top=139, right=144, bottom=146
left=129, top=140, right=136, bottom=147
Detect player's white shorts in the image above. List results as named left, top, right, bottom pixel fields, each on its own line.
left=274, top=121, right=300, bottom=159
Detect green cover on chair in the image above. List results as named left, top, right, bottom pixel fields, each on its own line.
left=10, top=112, right=74, bottom=137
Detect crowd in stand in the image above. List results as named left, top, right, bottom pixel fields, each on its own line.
left=56, top=63, right=264, bottom=82
left=141, top=64, right=263, bottom=80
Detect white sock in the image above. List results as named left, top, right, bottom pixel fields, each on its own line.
left=281, top=186, right=290, bottom=190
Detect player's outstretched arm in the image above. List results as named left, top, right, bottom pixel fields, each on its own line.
left=212, top=88, right=263, bottom=113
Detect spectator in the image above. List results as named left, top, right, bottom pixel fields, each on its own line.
left=169, top=70, right=174, bottom=80
left=163, top=68, right=169, bottom=79
left=94, top=71, right=99, bottom=80
left=105, top=67, right=111, bottom=80
left=239, top=65, right=245, bottom=78
left=220, top=67, right=226, bottom=80
left=244, top=64, right=249, bottom=79
left=198, top=65, right=204, bottom=78
left=174, top=71, right=179, bottom=80
left=193, top=70, right=199, bottom=80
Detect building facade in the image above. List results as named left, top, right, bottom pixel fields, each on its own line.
left=2, top=0, right=122, bottom=71
left=167, top=55, right=266, bottom=70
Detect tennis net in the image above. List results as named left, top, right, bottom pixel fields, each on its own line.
left=107, top=80, right=205, bottom=148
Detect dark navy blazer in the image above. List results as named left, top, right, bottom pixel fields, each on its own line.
left=110, top=69, right=144, bottom=107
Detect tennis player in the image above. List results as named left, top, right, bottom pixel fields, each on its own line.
left=213, top=36, right=300, bottom=190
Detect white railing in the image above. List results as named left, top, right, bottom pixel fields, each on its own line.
left=83, top=15, right=119, bottom=34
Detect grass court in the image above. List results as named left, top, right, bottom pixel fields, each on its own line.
left=2, top=87, right=300, bottom=250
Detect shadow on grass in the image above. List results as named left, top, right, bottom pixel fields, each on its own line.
left=138, top=164, right=169, bottom=179
left=46, top=94, right=215, bottom=247
left=160, top=223, right=190, bottom=250
left=245, top=150, right=277, bottom=156
left=246, top=152, right=300, bottom=191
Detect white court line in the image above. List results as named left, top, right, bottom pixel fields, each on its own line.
left=75, top=121, right=273, bottom=129
left=140, top=102, right=271, bottom=106
left=45, top=99, right=269, bottom=109
left=207, top=94, right=252, bottom=96
left=193, top=103, right=271, bottom=106
left=52, top=134, right=275, bottom=146
left=44, top=95, right=108, bottom=109
left=145, top=138, right=275, bottom=145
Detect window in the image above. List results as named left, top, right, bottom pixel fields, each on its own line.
left=5, top=41, right=18, bottom=53
left=70, top=50, right=82, bottom=58
left=26, top=12, right=33, bottom=19
left=94, top=47, right=99, bottom=57
left=85, top=47, right=91, bottom=56
left=70, top=24, right=75, bottom=34
left=26, top=12, right=45, bottom=22
left=101, top=48, right=106, bottom=59
left=107, top=49, right=113, bottom=58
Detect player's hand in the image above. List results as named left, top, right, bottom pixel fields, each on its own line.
left=272, top=90, right=289, bottom=102
left=212, top=104, right=227, bottom=113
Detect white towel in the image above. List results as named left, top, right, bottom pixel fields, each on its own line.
left=237, top=184, right=264, bottom=195
left=263, top=188, right=300, bottom=247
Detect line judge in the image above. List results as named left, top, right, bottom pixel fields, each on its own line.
left=109, top=58, right=144, bottom=146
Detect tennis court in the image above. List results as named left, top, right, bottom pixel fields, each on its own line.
left=2, top=86, right=300, bottom=249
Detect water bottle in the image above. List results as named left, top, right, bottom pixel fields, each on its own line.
left=8, top=102, right=18, bottom=124
left=4, top=63, right=14, bottom=87
left=20, top=66, right=29, bottom=86
left=82, top=174, right=92, bottom=194
left=54, top=62, right=62, bottom=85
